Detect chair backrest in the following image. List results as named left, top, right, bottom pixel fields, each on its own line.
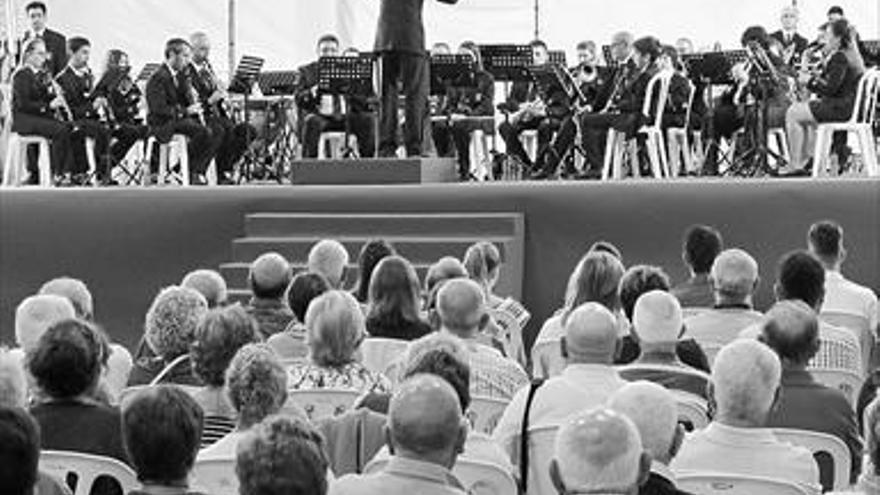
left=642, top=69, right=674, bottom=129
left=360, top=338, right=410, bottom=375
left=682, top=307, right=710, bottom=319
left=40, top=450, right=138, bottom=495
left=677, top=472, right=810, bottom=494
left=286, top=388, right=361, bottom=421
left=851, top=68, right=880, bottom=124
left=530, top=340, right=565, bottom=379
left=808, top=368, right=862, bottom=406
left=772, top=428, right=851, bottom=492
left=192, top=458, right=238, bottom=495
left=673, top=391, right=710, bottom=431
left=467, top=395, right=510, bottom=435
left=526, top=424, right=560, bottom=495
left=820, top=311, right=873, bottom=374
left=365, top=457, right=518, bottom=495
left=701, top=342, right=725, bottom=368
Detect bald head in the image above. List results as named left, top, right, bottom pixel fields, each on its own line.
left=712, top=339, right=781, bottom=426
left=388, top=374, right=466, bottom=464
left=15, top=295, right=76, bottom=351
left=307, top=240, right=349, bottom=289
left=190, top=32, right=210, bottom=63
left=710, top=249, right=759, bottom=304
left=633, top=290, right=683, bottom=345
left=562, top=302, right=619, bottom=364
left=249, top=252, right=292, bottom=300
left=759, top=300, right=820, bottom=366
left=552, top=408, right=647, bottom=494
left=38, top=277, right=93, bottom=319
left=609, top=382, right=679, bottom=464
left=181, top=269, right=228, bottom=308
left=436, top=278, right=486, bottom=337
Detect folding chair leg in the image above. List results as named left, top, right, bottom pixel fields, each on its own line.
left=860, top=127, right=879, bottom=177
left=602, top=131, right=616, bottom=180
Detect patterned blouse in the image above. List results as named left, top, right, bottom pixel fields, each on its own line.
left=287, top=361, right=392, bottom=395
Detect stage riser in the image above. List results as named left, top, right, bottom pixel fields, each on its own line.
left=290, top=158, right=458, bottom=185
left=219, top=262, right=434, bottom=291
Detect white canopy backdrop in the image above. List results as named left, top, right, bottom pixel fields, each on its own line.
left=1, top=0, right=877, bottom=79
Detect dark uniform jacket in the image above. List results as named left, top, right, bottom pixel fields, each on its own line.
left=374, top=0, right=459, bottom=54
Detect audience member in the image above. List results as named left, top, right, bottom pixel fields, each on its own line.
left=236, top=415, right=330, bottom=495
left=436, top=279, right=528, bottom=399
left=289, top=291, right=392, bottom=394
left=0, top=405, right=68, bottom=495
left=550, top=408, right=650, bottom=495
left=610, top=382, right=693, bottom=495
left=246, top=252, right=295, bottom=339
left=181, top=269, right=229, bottom=308
left=0, top=349, right=28, bottom=408
left=129, top=286, right=208, bottom=386
left=14, top=295, right=75, bottom=355
left=860, top=397, right=880, bottom=493
left=330, top=374, right=469, bottom=495
left=671, top=225, right=724, bottom=308
left=463, top=241, right=505, bottom=308
left=494, top=302, right=625, bottom=467
left=123, top=386, right=207, bottom=495
left=616, top=265, right=709, bottom=372
left=189, top=304, right=260, bottom=448
left=353, top=239, right=397, bottom=304
left=619, top=291, right=710, bottom=399
left=199, top=343, right=293, bottom=460
left=28, top=319, right=128, bottom=463
left=760, top=299, right=861, bottom=487
left=424, top=256, right=468, bottom=297
left=308, top=239, right=350, bottom=289
left=267, top=271, right=331, bottom=361
left=670, top=340, right=821, bottom=492
left=588, top=240, right=624, bottom=263
left=366, top=256, right=433, bottom=340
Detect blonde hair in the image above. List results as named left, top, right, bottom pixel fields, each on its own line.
left=305, top=291, right=365, bottom=367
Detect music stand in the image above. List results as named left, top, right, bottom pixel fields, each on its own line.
left=479, top=45, right=532, bottom=82
left=228, top=55, right=265, bottom=94
left=136, top=63, right=161, bottom=83
left=601, top=45, right=618, bottom=68
left=317, top=56, right=375, bottom=159
left=548, top=50, right=567, bottom=67
left=862, top=40, right=880, bottom=67
left=258, top=71, right=299, bottom=96
left=429, top=54, right=477, bottom=95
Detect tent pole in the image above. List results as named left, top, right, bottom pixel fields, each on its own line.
left=533, top=0, right=539, bottom=40
left=228, top=0, right=236, bottom=76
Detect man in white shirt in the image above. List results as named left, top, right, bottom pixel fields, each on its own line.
left=670, top=339, right=821, bottom=493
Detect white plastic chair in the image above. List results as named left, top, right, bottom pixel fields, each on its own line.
left=808, top=368, right=863, bottom=406
left=530, top=339, right=564, bottom=379
left=820, top=311, right=874, bottom=375
left=812, top=68, right=880, bottom=178
left=361, top=338, right=410, bottom=376
left=525, top=424, right=560, bottom=495
left=672, top=390, right=710, bottom=431
left=677, top=472, right=811, bottom=494
left=286, top=388, right=361, bottom=421
left=682, top=307, right=710, bottom=319
left=2, top=133, right=52, bottom=186
left=365, top=457, right=517, bottom=495
left=520, top=129, right=539, bottom=164
left=40, top=450, right=138, bottom=495
left=145, top=134, right=190, bottom=185
left=318, top=131, right=358, bottom=159
left=772, top=428, right=851, bottom=491
left=767, top=127, right=791, bottom=170
left=667, top=80, right=697, bottom=177
left=192, top=458, right=238, bottom=495
left=467, top=395, right=510, bottom=435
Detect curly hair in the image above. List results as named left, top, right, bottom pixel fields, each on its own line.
left=618, top=265, right=672, bottom=321
left=27, top=319, right=104, bottom=399
left=236, top=415, right=329, bottom=495
left=190, top=305, right=260, bottom=387
left=144, top=286, right=208, bottom=359
left=225, top=344, right=288, bottom=428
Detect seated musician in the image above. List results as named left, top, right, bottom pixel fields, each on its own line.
left=431, top=41, right=495, bottom=180
left=770, top=5, right=809, bottom=67
left=10, top=37, right=73, bottom=184
left=782, top=18, right=865, bottom=175
left=497, top=39, right=570, bottom=174
left=658, top=45, right=694, bottom=130
left=297, top=34, right=376, bottom=159
left=145, top=38, right=215, bottom=185
left=188, top=32, right=254, bottom=184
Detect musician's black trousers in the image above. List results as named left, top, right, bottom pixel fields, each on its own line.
left=302, top=113, right=376, bottom=159
left=206, top=116, right=255, bottom=176
left=150, top=118, right=215, bottom=175
left=432, top=118, right=495, bottom=179
left=580, top=112, right=641, bottom=172
left=378, top=51, right=428, bottom=157
left=13, top=113, right=73, bottom=176
left=498, top=117, right=560, bottom=168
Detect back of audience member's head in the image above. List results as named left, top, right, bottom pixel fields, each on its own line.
left=775, top=250, right=825, bottom=310
left=807, top=220, right=845, bottom=268
left=181, top=269, right=228, bottom=308
left=588, top=240, right=623, bottom=264
left=0, top=406, right=41, bottom=495
left=561, top=302, right=619, bottom=365
left=0, top=351, right=27, bottom=408
left=425, top=256, right=468, bottom=295
left=190, top=305, right=260, bottom=388
left=15, top=295, right=76, bottom=351
left=710, top=249, right=759, bottom=305
left=618, top=265, right=671, bottom=322
left=463, top=242, right=502, bottom=291
left=226, top=344, right=288, bottom=429
left=287, top=272, right=331, bottom=323
left=248, top=252, right=292, bottom=300
left=387, top=374, right=467, bottom=468
left=759, top=300, right=820, bottom=367
left=402, top=333, right=471, bottom=412
left=354, top=239, right=396, bottom=303
left=27, top=319, right=104, bottom=400
left=632, top=290, right=683, bottom=348
left=236, top=415, right=329, bottom=495
left=565, top=251, right=625, bottom=319
left=144, top=286, right=208, bottom=359
left=38, top=277, right=94, bottom=319
left=367, top=256, right=423, bottom=325
left=862, top=396, right=880, bottom=475
left=122, top=386, right=203, bottom=486
left=307, top=240, right=350, bottom=289
left=609, top=381, right=682, bottom=465
left=306, top=291, right=366, bottom=368
left=550, top=408, right=649, bottom=495
left=682, top=225, right=723, bottom=275
left=711, top=339, right=781, bottom=427
left=436, top=278, right=487, bottom=338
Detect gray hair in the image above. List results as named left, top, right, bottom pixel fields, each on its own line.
left=305, top=291, right=365, bottom=368
left=389, top=374, right=463, bottom=457
left=609, top=381, right=678, bottom=462
left=0, top=350, right=27, bottom=407
left=15, top=295, right=76, bottom=351
left=712, top=339, right=781, bottom=425
left=225, top=344, right=288, bottom=429
left=307, top=240, right=350, bottom=289
left=710, top=249, right=759, bottom=302
left=38, top=277, right=94, bottom=319
left=144, top=286, right=208, bottom=359
left=181, top=269, right=228, bottom=308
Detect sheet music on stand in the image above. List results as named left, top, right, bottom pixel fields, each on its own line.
left=479, top=44, right=533, bottom=82
left=257, top=71, right=299, bottom=96
left=862, top=40, right=880, bottom=67
left=684, top=50, right=748, bottom=85
left=317, top=56, right=374, bottom=96
left=228, top=55, right=265, bottom=94
left=601, top=45, right=618, bottom=68
left=429, top=54, right=476, bottom=95
left=136, top=63, right=162, bottom=83
left=548, top=50, right=567, bottom=67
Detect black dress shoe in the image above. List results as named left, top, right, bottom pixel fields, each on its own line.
left=529, top=169, right=552, bottom=181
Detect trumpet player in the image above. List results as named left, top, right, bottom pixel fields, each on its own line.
left=11, top=37, right=73, bottom=183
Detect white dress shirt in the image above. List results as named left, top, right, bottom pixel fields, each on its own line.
left=330, top=456, right=466, bottom=495
left=684, top=306, right=764, bottom=347
left=823, top=270, right=879, bottom=332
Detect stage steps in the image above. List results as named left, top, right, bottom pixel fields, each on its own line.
left=221, top=212, right=525, bottom=305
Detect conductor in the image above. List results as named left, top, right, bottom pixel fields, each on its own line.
left=374, top=0, right=459, bottom=158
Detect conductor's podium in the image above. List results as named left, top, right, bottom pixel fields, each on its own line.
left=290, top=157, right=457, bottom=185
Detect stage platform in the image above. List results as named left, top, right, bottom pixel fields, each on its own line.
left=290, top=157, right=458, bottom=185
left=1, top=178, right=878, bottom=351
